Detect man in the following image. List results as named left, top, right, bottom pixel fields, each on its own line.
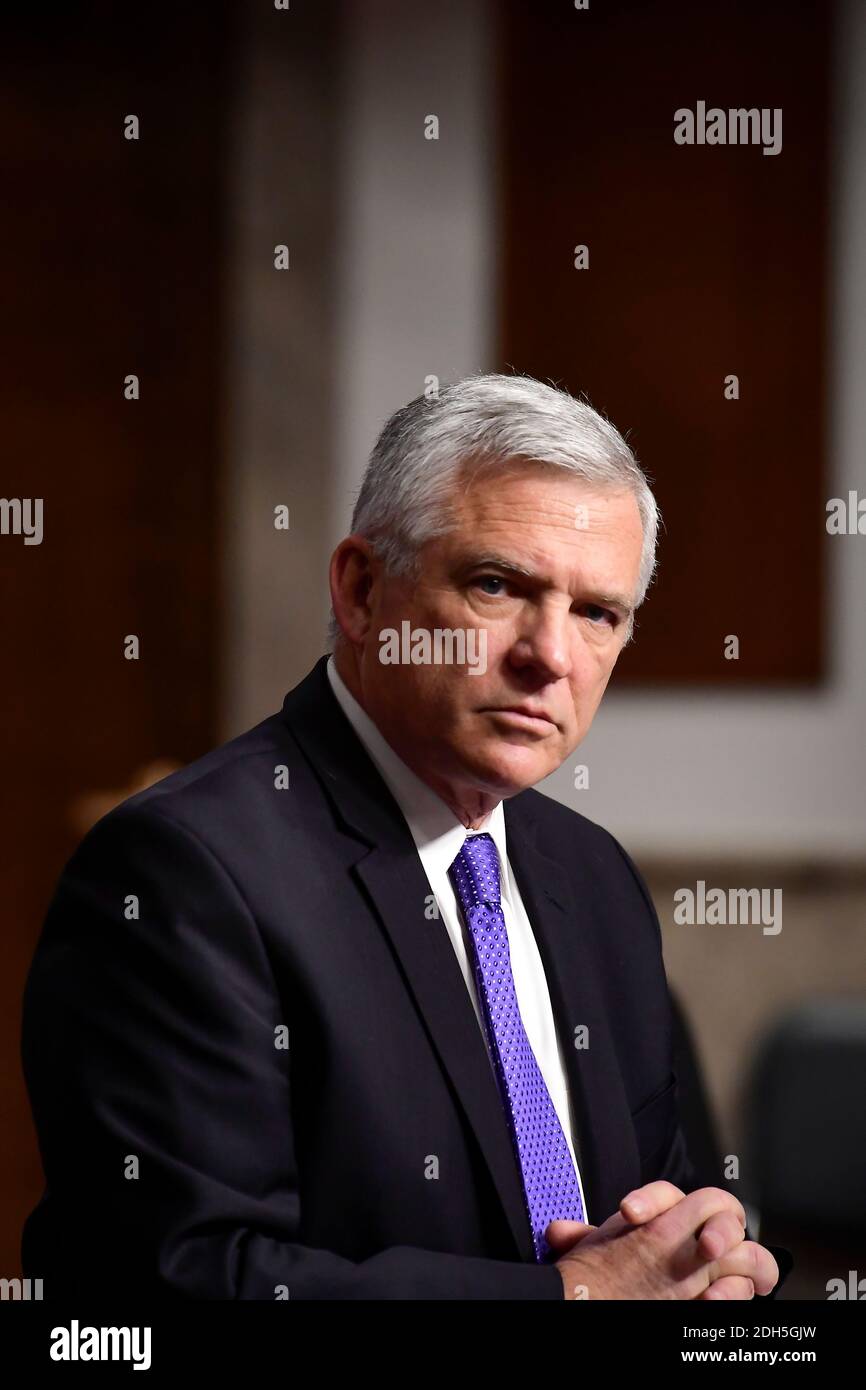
left=22, top=374, right=788, bottom=1299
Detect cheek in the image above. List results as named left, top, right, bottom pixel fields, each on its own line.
left=568, top=658, right=615, bottom=723
left=396, top=662, right=468, bottom=722
left=584, top=669, right=614, bottom=715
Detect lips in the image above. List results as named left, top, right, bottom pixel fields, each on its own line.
left=486, top=705, right=556, bottom=727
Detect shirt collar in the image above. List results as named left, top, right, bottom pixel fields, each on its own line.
left=325, top=654, right=509, bottom=881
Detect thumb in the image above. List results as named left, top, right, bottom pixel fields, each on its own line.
left=545, top=1219, right=597, bottom=1252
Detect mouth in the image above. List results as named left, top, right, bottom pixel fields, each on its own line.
left=483, top=705, right=558, bottom=733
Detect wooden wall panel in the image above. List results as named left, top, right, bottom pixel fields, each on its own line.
left=0, top=2, right=229, bottom=1277
left=497, top=0, right=832, bottom=684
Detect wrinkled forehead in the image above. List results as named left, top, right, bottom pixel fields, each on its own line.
left=435, top=463, right=644, bottom=593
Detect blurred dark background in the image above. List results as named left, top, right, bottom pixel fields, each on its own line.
left=2, top=0, right=864, bottom=1298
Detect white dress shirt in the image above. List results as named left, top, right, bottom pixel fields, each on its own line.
left=326, top=655, right=588, bottom=1220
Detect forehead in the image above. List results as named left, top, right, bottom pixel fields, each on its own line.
left=445, top=462, right=644, bottom=556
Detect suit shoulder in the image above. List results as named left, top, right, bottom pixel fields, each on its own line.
left=130, top=713, right=286, bottom=801
left=515, top=786, right=621, bottom=851
left=75, top=710, right=305, bottom=857
left=515, top=787, right=652, bottom=889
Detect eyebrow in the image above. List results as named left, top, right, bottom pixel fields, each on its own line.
left=465, top=552, right=635, bottom=617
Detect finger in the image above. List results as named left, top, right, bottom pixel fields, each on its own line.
left=653, top=1186, right=748, bottom=1245
left=673, top=1211, right=747, bottom=1283
left=698, top=1276, right=755, bottom=1301
left=694, top=1210, right=746, bottom=1262
left=712, top=1241, right=780, bottom=1298
left=619, top=1181, right=686, bottom=1225
left=544, top=1219, right=596, bottom=1251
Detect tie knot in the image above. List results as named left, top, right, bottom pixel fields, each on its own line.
left=448, top=832, right=502, bottom=911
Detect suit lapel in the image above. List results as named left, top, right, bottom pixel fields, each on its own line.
left=504, top=795, right=641, bottom=1224
left=353, top=846, right=536, bottom=1258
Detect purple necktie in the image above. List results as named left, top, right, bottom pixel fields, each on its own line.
left=448, top=832, right=584, bottom=1263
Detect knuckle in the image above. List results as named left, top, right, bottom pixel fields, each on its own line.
left=654, top=1180, right=683, bottom=1200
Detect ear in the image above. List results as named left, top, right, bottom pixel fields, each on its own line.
left=329, top=535, right=379, bottom=646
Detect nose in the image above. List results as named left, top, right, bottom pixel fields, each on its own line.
left=508, top=600, right=573, bottom=683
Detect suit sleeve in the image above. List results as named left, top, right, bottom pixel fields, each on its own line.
left=21, top=804, right=562, bottom=1301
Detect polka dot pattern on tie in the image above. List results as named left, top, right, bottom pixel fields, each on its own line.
left=448, top=832, right=584, bottom=1262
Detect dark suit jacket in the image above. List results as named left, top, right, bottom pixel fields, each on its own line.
left=21, top=655, right=789, bottom=1299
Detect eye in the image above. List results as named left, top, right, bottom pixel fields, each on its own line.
left=472, top=574, right=511, bottom=596
left=582, top=604, right=617, bottom=627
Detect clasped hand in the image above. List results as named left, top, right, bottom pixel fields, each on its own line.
left=549, top=1181, right=779, bottom=1300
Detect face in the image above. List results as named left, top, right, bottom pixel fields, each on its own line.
left=331, top=463, right=644, bottom=820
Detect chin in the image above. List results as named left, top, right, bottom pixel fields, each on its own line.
left=471, top=740, right=557, bottom=796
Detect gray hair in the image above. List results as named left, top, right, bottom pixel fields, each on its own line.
left=326, top=372, right=659, bottom=648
